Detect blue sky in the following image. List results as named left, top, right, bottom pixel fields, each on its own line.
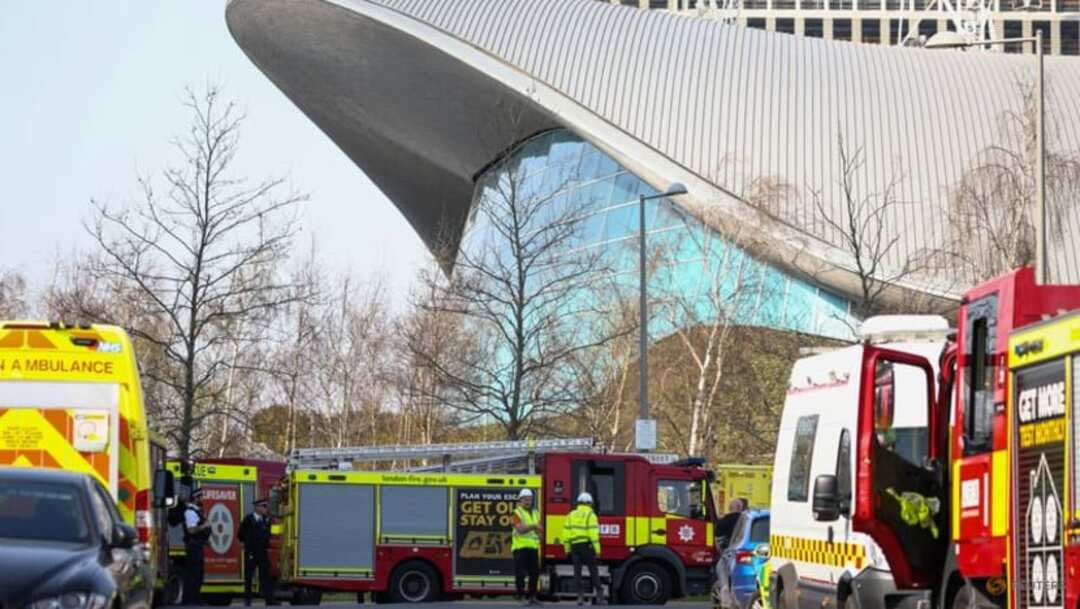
left=0, top=1, right=429, bottom=308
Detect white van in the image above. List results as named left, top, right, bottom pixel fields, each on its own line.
left=768, top=317, right=952, bottom=609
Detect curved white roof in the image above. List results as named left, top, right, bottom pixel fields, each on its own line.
left=226, top=0, right=1080, bottom=302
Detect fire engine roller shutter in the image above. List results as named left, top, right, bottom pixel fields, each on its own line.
left=380, top=486, right=449, bottom=541
left=298, top=483, right=375, bottom=573
left=1014, top=358, right=1066, bottom=609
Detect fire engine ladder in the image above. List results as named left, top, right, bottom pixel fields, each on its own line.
left=289, top=437, right=681, bottom=473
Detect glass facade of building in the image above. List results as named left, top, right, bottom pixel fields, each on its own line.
left=461, top=129, right=857, bottom=341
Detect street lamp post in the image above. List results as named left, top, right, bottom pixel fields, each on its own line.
left=635, top=182, right=688, bottom=452
left=925, top=30, right=1061, bottom=284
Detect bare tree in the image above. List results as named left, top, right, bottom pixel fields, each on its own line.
left=807, top=135, right=927, bottom=319
left=945, top=79, right=1080, bottom=283
left=644, top=203, right=791, bottom=458
left=408, top=126, right=616, bottom=440
left=86, top=84, right=308, bottom=460
left=0, top=269, right=28, bottom=319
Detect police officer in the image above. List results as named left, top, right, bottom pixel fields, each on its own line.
left=511, top=488, right=542, bottom=606
left=182, top=488, right=211, bottom=605
left=239, top=498, right=276, bottom=605
left=564, top=492, right=604, bottom=606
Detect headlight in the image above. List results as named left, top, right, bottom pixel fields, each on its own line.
left=27, top=593, right=108, bottom=609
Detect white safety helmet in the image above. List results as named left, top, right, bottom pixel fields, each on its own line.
left=577, top=492, right=593, bottom=504
left=518, top=488, right=534, bottom=499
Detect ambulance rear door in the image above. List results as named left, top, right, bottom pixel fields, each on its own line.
left=0, top=381, right=120, bottom=494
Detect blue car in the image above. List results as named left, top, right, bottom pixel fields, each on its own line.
left=713, top=510, right=770, bottom=609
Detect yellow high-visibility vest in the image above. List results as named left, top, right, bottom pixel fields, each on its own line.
left=512, top=506, right=541, bottom=551
left=563, top=505, right=600, bottom=554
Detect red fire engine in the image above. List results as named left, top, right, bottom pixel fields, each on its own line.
left=274, top=438, right=716, bottom=604
left=945, top=268, right=1080, bottom=608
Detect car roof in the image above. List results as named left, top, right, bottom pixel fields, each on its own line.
left=0, top=466, right=93, bottom=486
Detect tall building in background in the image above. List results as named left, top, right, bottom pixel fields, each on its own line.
left=227, top=0, right=1080, bottom=342
left=614, top=0, right=1080, bottom=54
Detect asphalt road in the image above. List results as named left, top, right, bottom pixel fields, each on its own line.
left=213, top=600, right=708, bottom=604
left=191, top=603, right=708, bottom=609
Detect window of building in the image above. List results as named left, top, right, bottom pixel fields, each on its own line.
left=831, top=0, right=854, bottom=10
left=621, top=0, right=640, bottom=6
left=776, top=18, right=796, bottom=34
left=1034, top=21, right=1052, bottom=54
left=833, top=18, right=853, bottom=41
left=1064, top=21, right=1080, bottom=55
left=1004, top=21, right=1023, bottom=53
left=861, top=19, right=881, bottom=43
left=649, top=0, right=670, bottom=8
left=747, top=17, right=767, bottom=29
left=1060, top=0, right=1080, bottom=12
left=885, top=0, right=904, bottom=10
left=787, top=415, right=819, bottom=502
left=805, top=18, right=824, bottom=37
left=889, top=19, right=905, bottom=44
left=917, top=19, right=938, bottom=41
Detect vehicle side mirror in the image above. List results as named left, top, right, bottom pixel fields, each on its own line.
left=111, top=523, right=138, bottom=549
left=753, top=543, right=770, bottom=559
left=716, top=535, right=730, bottom=549
left=153, top=469, right=176, bottom=508
left=812, top=474, right=841, bottom=522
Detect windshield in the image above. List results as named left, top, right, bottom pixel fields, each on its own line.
left=0, top=481, right=92, bottom=543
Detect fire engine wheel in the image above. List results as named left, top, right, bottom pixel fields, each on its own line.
left=620, top=562, right=671, bottom=605
left=292, top=587, right=323, bottom=606
left=950, top=584, right=986, bottom=609
left=389, top=561, right=441, bottom=603
left=202, top=594, right=233, bottom=606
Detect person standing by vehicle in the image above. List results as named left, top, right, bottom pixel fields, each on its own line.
left=715, top=498, right=746, bottom=548
left=182, top=488, right=211, bottom=605
left=564, top=492, right=604, bottom=606
left=512, top=488, right=543, bottom=606
left=239, top=498, right=276, bottom=606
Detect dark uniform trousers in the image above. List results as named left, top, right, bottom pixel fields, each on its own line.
left=182, top=506, right=209, bottom=605
left=513, top=548, right=540, bottom=598
left=570, top=543, right=601, bottom=597
left=239, top=513, right=275, bottom=604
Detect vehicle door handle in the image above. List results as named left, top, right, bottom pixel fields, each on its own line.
left=653, top=529, right=666, bottom=535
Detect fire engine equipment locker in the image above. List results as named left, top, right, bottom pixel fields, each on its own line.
left=298, top=483, right=376, bottom=575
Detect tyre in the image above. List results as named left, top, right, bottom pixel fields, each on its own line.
left=389, top=561, right=441, bottom=603
left=158, top=572, right=183, bottom=606
left=951, top=584, right=986, bottom=609
left=620, top=562, right=672, bottom=605
left=202, top=594, right=232, bottom=606
left=292, top=587, right=323, bottom=606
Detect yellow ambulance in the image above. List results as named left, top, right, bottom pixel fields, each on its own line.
left=0, top=321, right=174, bottom=567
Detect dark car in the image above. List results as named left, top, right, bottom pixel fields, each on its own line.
left=713, top=510, right=770, bottom=609
left=0, top=467, right=152, bottom=609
